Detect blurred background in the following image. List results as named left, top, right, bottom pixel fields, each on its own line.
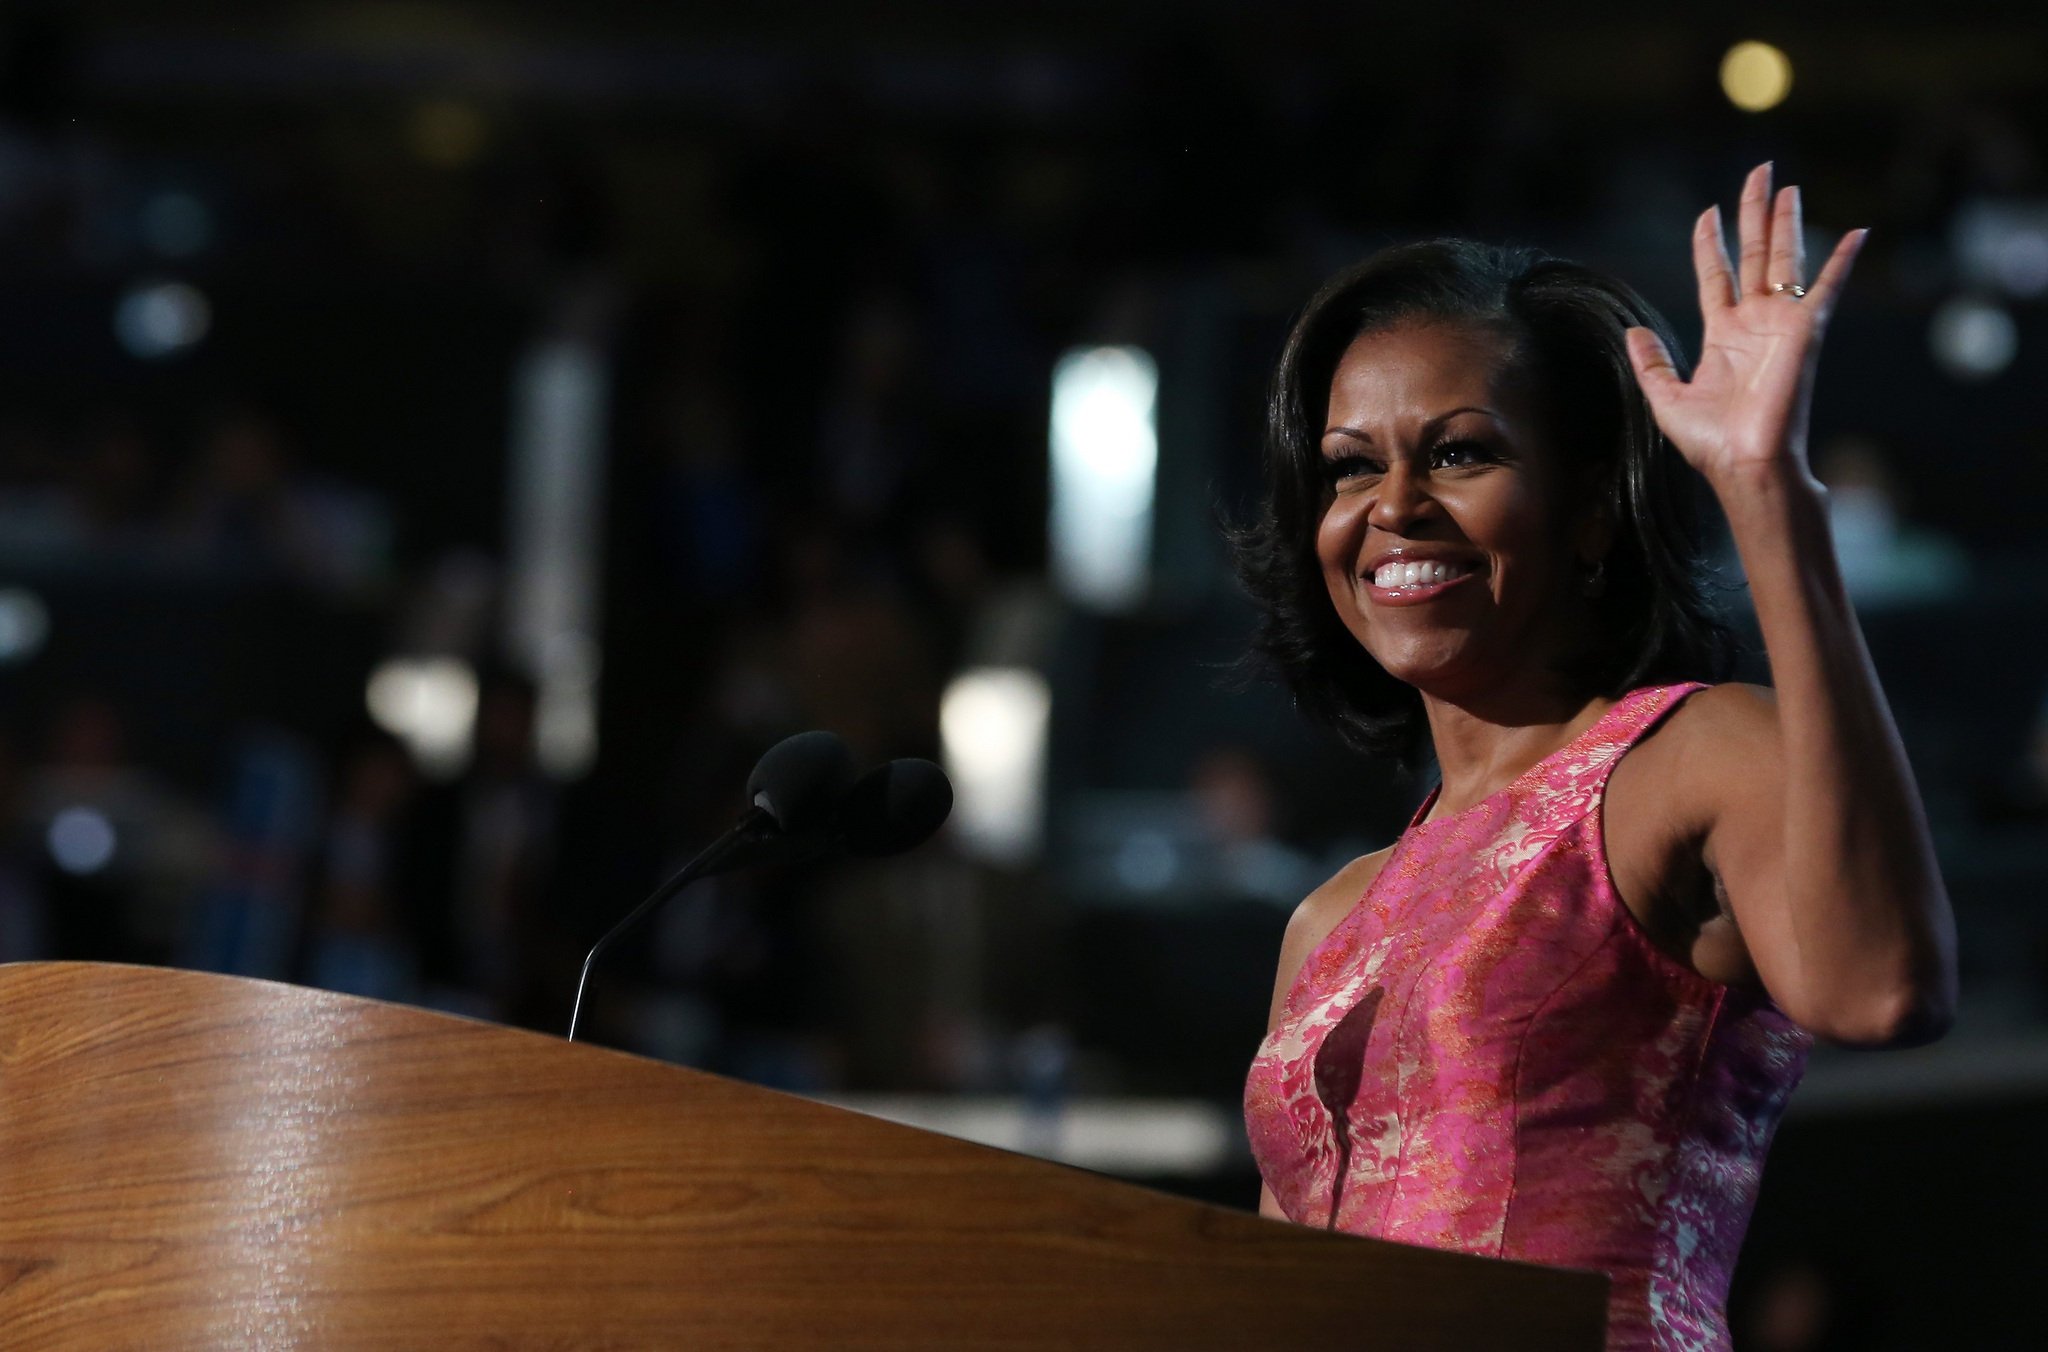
left=0, top=2, right=2042, bottom=1346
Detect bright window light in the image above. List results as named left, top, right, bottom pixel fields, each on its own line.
left=366, top=657, right=480, bottom=778
left=941, top=667, right=1051, bottom=866
left=1049, top=345, right=1157, bottom=612
left=506, top=335, right=608, bottom=780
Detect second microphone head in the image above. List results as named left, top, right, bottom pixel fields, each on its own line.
left=839, top=757, right=953, bottom=859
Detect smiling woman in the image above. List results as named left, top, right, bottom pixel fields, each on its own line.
left=1234, top=167, right=1957, bottom=1352
left=1235, top=238, right=1734, bottom=765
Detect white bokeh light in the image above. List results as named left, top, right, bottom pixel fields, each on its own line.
left=366, top=657, right=481, bottom=778
left=1049, top=345, right=1158, bottom=612
left=1930, top=296, right=2018, bottom=381
left=113, top=280, right=211, bottom=359
left=940, top=667, right=1051, bottom=865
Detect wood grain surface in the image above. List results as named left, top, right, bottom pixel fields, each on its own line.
left=0, top=962, right=1606, bottom=1350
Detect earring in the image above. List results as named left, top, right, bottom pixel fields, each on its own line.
left=1582, top=557, right=1608, bottom=598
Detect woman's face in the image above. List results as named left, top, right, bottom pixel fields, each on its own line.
left=1315, top=319, right=1591, bottom=700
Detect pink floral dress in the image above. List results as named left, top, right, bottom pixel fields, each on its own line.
left=1243, top=683, right=1810, bottom=1351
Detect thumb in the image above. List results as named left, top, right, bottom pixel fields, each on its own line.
left=1624, top=326, right=1683, bottom=403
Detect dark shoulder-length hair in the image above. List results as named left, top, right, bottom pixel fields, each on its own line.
left=1231, top=238, right=1735, bottom=763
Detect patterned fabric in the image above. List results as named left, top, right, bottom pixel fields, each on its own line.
left=1243, top=684, right=1810, bottom=1352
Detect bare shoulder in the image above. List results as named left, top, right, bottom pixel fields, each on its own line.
left=1266, top=847, right=1393, bottom=1030
left=1621, top=682, right=1781, bottom=795
left=1677, top=680, right=1779, bottom=730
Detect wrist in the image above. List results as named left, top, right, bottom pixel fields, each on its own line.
left=1705, top=456, right=1827, bottom=507
left=1711, top=456, right=1845, bottom=598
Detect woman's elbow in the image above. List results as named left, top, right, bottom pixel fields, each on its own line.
left=1810, top=983, right=1956, bottom=1050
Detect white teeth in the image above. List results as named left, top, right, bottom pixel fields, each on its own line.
left=1373, top=559, right=1472, bottom=589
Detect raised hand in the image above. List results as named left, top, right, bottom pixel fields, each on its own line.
left=1623, top=162, right=1867, bottom=489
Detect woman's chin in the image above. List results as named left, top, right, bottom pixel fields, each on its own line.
left=1368, top=642, right=1493, bottom=698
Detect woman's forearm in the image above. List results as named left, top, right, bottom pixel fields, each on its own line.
left=1714, top=459, right=1957, bottom=1043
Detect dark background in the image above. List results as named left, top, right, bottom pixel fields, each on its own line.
left=0, top=4, right=2042, bottom=1347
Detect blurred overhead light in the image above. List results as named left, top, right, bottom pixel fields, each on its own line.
left=1049, top=345, right=1158, bottom=613
left=411, top=99, right=488, bottom=168
left=366, top=656, right=479, bottom=778
left=0, top=587, right=49, bottom=665
left=1929, top=296, right=2018, bottom=381
left=505, top=332, right=609, bottom=781
left=113, top=280, right=210, bottom=360
left=941, top=667, right=1050, bottom=866
left=47, top=806, right=116, bottom=876
left=1720, top=41, right=1792, bottom=113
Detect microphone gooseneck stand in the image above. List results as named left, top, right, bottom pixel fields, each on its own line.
left=564, top=735, right=952, bottom=1044
left=566, top=806, right=777, bottom=1042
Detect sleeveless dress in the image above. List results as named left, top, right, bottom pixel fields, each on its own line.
left=1242, top=683, right=1810, bottom=1352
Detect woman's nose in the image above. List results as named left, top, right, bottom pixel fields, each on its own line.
left=1367, top=463, right=1436, bottom=534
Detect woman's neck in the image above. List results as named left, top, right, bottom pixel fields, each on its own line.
left=1418, top=681, right=1616, bottom=819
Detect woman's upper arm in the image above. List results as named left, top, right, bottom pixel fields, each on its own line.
left=1660, top=686, right=1795, bottom=979
left=1266, top=849, right=1391, bottom=1031
left=1683, top=681, right=1954, bottom=1044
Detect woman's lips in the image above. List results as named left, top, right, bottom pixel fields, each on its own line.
left=1364, top=564, right=1481, bottom=607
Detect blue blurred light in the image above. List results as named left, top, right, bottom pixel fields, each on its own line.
left=113, top=280, right=211, bottom=359
left=0, top=587, right=49, bottom=664
left=48, top=807, right=117, bottom=876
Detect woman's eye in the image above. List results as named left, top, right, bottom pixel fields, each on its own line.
left=1322, top=454, right=1383, bottom=486
left=1430, top=439, right=1490, bottom=468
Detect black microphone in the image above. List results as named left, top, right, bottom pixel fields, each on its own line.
left=567, top=730, right=856, bottom=1041
left=838, top=757, right=953, bottom=858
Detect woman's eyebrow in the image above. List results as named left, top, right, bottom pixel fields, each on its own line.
left=1321, top=406, right=1502, bottom=444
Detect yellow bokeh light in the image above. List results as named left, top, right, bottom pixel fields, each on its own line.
left=1721, top=41, right=1792, bottom=113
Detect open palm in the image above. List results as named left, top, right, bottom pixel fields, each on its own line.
left=1624, top=162, right=1867, bottom=487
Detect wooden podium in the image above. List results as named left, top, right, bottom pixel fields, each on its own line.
left=0, top=963, right=1606, bottom=1349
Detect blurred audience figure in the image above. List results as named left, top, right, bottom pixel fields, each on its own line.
left=301, top=731, right=420, bottom=1004
left=1979, top=689, right=2048, bottom=824
left=648, top=371, right=762, bottom=609
left=912, top=513, right=1058, bottom=675
left=402, top=670, right=557, bottom=1023
left=180, top=725, right=323, bottom=981
left=22, top=695, right=214, bottom=962
left=1188, top=746, right=1321, bottom=909
left=817, top=290, right=928, bottom=536
left=65, top=412, right=165, bottom=555
left=170, top=403, right=392, bottom=596
left=1741, top=1258, right=1845, bottom=1352
left=780, top=521, right=939, bottom=766
left=1813, top=434, right=1968, bottom=608
left=0, top=730, right=51, bottom=960
left=0, top=415, right=75, bottom=557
